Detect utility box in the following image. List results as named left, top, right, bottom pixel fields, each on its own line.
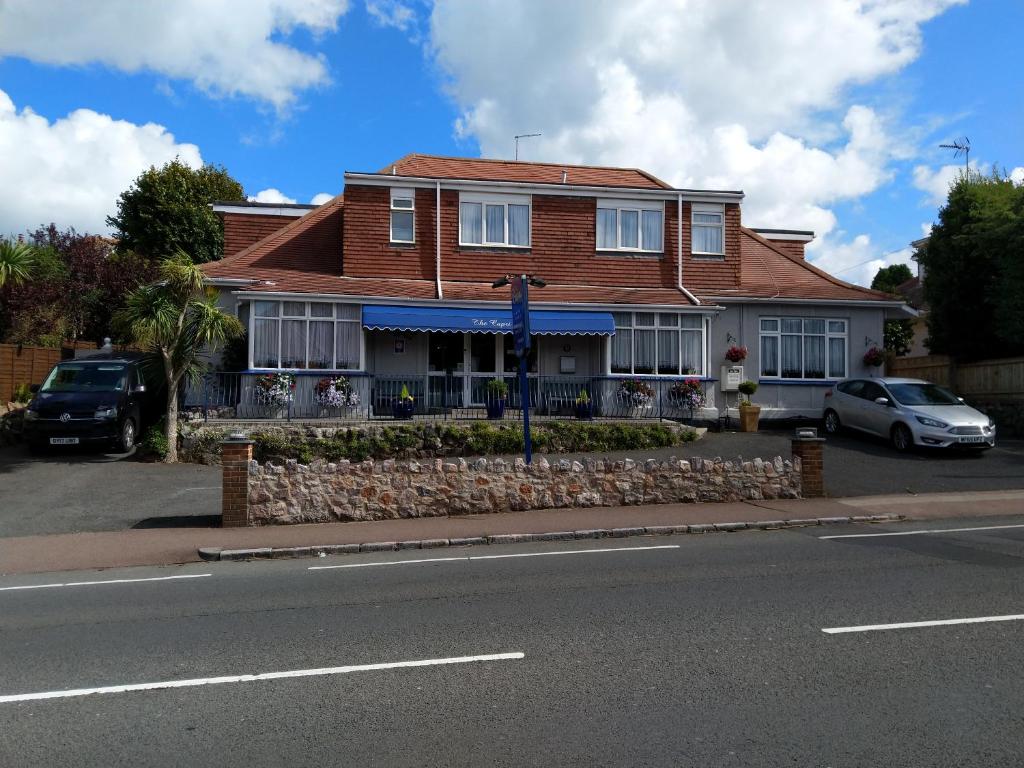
left=720, top=365, right=744, bottom=391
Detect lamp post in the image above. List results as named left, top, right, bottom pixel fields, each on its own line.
left=492, top=273, right=546, bottom=464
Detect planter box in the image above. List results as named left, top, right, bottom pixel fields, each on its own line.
left=392, top=401, right=415, bottom=420
left=575, top=402, right=594, bottom=420
left=486, top=400, right=507, bottom=420
left=738, top=404, right=761, bottom=432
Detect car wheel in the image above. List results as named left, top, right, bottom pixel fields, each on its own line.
left=118, top=418, right=137, bottom=453
left=891, top=423, right=913, bottom=452
left=823, top=409, right=841, bottom=435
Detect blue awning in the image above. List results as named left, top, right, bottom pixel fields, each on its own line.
left=362, top=305, right=615, bottom=336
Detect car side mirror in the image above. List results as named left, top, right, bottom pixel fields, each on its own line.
left=874, top=396, right=890, bottom=406
left=132, top=384, right=147, bottom=394
left=29, top=384, right=40, bottom=394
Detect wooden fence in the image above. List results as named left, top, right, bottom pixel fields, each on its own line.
left=0, top=344, right=61, bottom=403
left=888, top=354, right=1024, bottom=402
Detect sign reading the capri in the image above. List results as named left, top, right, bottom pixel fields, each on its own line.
left=511, top=275, right=530, bottom=357
left=470, top=318, right=512, bottom=330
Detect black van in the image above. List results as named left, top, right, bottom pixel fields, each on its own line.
left=23, top=352, right=162, bottom=453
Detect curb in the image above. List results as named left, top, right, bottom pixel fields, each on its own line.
left=197, top=514, right=903, bottom=563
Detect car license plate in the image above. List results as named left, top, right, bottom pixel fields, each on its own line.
left=50, top=437, right=79, bottom=445
left=958, top=436, right=985, bottom=444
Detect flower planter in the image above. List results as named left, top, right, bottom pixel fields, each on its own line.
left=575, top=401, right=594, bottom=420
left=486, top=399, right=507, bottom=420
left=738, top=404, right=761, bottom=432
left=392, top=401, right=415, bottom=420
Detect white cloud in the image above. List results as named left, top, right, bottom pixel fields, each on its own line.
left=0, top=0, right=350, bottom=109
left=429, top=0, right=962, bottom=285
left=0, top=88, right=201, bottom=236
left=912, top=162, right=969, bottom=206
left=366, top=0, right=416, bottom=31
left=808, top=235, right=915, bottom=289
left=249, top=188, right=298, bottom=204
left=310, top=192, right=335, bottom=205
left=1011, top=167, right=1024, bottom=185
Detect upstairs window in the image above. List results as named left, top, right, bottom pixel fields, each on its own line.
left=390, top=188, right=415, bottom=243
left=597, top=200, right=663, bottom=252
left=692, top=203, right=725, bottom=256
left=459, top=192, right=530, bottom=247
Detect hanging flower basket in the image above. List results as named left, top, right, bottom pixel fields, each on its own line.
left=667, top=378, right=706, bottom=414
left=725, top=345, right=748, bottom=363
left=617, top=379, right=655, bottom=410
left=254, top=372, right=295, bottom=407
left=863, top=346, right=886, bottom=367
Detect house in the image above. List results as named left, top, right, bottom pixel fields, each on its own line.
left=200, top=153, right=912, bottom=421
left=896, top=237, right=930, bottom=357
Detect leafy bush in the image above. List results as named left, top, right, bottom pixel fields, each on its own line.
left=141, top=423, right=169, bottom=460
left=11, top=383, right=32, bottom=404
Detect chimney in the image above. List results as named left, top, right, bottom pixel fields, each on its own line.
left=751, top=229, right=814, bottom=260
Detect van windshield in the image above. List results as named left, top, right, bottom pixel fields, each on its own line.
left=41, top=364, right=128, bottom=393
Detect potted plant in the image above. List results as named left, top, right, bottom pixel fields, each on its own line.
left=667, top=378, right=706, bottom=420
left=253, top=372, right=295, bottom=418
left=725, top=345, right=748, bottom=363
left=485, top=378, right=508, bottom=419
left=737, top=379, right=760, bottom=432
left=314, top=375, right=360, bottom=416
left=392, top=384, right=415, bottom=419
left=575, top=389, right=593, bottom=420
left=617, top=379, right=655, bottom=413
left=863, top=346, right=885, bottom=369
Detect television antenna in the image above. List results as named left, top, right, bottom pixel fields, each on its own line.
left=939, top=136, right=971, bottom=174
left=514, top=133, right=541, bottom=161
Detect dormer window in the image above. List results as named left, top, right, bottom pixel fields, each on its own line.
left=390, top=187, right=415, bottom=243
left=459, top=192, right=531, bottom=247
left=596, top=200, right=663, bottom=253
left=692, top=203, right=725, bottom=256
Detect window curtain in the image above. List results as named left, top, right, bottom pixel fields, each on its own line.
left=253, top=319, right=279, bottom=368
left=508, top=204, right=529, bottom=246
left=693, top=217, right=723, bottom=253
left=597, top=209, right=617, bottom=249
left=804, top=335, right=826, bottom=378
left=308, top=321, right=334, bottom=369
left=634, top=328, right=655, bottom=373
left=281, top=320, right=307, bottom=369
left=761, top=336, right=778, bottom=377
left=642, top=210, right=663, bottom=251
left=657, top=329, right=679, bottom=374
left=611, top=328, right=632, bottom=373
left=335, top=322, right=360, bottom=369
left=681, top=330, right=703, bottom=374
left=620, top=210, right=639, bottom=248
left=460, top=202, right=482, bottom=244
left=829, top=338, right=846, bottom=378
left=485, top=204, right=504, bottom=243
left=781, top=335, right=802, bottom=378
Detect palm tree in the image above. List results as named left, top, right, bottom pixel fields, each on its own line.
left=117, top=250, right=242, bottom=462
left=0, top=238, right=35, bottom=287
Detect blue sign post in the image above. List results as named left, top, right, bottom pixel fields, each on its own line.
left=510, top=275, right=533, bottom=464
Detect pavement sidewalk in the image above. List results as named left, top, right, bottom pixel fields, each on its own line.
left=2, top=489, right=1023, bottom=576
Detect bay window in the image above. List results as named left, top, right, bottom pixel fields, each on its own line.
left=251, top=301, right=362, bottom=370
left=611, top=312, right=705, bottom=375
left=760, top=317, right=846, bottom=380
left=692, top=203, right=724, bottom=255
left=390, top=188, right=415, bottom=243
left=459, top=192, right=530, bottom=247
left=597, top=200, right=663, bottom=252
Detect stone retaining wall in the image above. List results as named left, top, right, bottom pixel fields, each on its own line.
left=246, top=454, right=801, bottom=525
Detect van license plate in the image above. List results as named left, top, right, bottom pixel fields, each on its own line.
left=50, top=437, right=79, bottom=445
left=958, top=436, right=985, bottom=444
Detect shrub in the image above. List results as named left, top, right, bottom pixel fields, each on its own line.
left=141, top=423, right=169, bottom=460
left=11, top=383, right=32, bottom=404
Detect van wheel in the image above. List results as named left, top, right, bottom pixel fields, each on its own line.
left=823, top=409, right=841, bottom=435
left=118, top=418, right=136, bottom=453
left=891, top=423, right=913, bottom=452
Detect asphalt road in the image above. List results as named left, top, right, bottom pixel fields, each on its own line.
left=2, top=517, right=1024, bottom=767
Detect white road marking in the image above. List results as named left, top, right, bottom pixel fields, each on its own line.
left=0, top=652, right=525, bottom=704
left=820, top=523, right=1024, bottom=540
left=0, top=574, right=211, bottom=593
left=308, top=544, right=679, bottom=571
left=823, top=614, right=1024, bottom=634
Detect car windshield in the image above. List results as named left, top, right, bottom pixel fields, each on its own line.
left=887, top=382, right=962, bottom=406
left=40, top=364, right=128, bottom=393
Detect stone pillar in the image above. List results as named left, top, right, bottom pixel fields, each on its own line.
left=221, top=437, right=254, bottom=527
left=791, top=433, right=825, bottom=498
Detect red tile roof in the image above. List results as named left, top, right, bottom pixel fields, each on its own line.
left=376, top=153, right=673, bottom=190
left=695, top=228, right=897, bottom=303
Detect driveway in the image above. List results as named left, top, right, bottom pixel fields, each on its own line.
left=0, top=430, right=1021, bottom=539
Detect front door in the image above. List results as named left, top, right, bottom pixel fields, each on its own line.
left=428, top=333, right=465, bottom=408
left=468, top=334, right=498, bottom=405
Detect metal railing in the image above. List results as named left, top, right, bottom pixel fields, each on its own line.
left=181, top=371, right=712, bottom=423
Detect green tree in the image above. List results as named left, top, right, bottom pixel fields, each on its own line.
left=0, top=238, right=36, bottom=287
left=870, top=263, right=913, bottom=295
left=107, top=159, right=245, bottom=264
left=116, top=251, right=243, bottom=462
left=919, top=169, right=1024, bottom=360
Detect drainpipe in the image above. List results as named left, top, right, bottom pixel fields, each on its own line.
left=677, top=193, right=701, bottom=306
left=435, top=181, right=443, bottom=299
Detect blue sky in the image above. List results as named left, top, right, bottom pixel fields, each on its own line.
left=0, top=0, right=1020, bottom=286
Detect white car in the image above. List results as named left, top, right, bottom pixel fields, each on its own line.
left=822, top=377, right=995, bottom=452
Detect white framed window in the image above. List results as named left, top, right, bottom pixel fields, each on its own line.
left=692, top=203, right=725, bottom=256
left=390, top=187, right=415, bottom=243
left=610, top=312, right=705, bottom=376
left=458, top=192, right=530, bottom=247
left=597, top=199, right=664, bottom=252
left=251, top=301, right=362, bottom=371
left=759, top=317, right=847, bottom=380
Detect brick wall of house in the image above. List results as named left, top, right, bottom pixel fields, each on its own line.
left=767, top=239, right=807, bottom=260
left=220, top=212, right=298, bottom=257
left=340, top=184, right=743, bottom=291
